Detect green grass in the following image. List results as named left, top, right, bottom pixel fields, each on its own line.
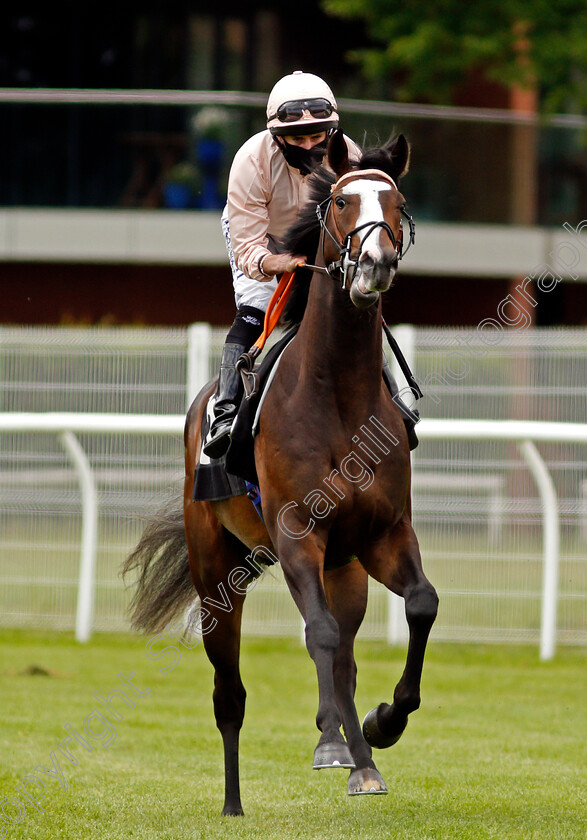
left=1, top=630, right=585, bottom=839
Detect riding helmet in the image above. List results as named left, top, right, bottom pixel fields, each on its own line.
left=266, top=70, right=339, bottom=136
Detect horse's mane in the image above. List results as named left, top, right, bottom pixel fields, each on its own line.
left=279, top=166, right=335, bottom=326
left=280, top=138, right=405, bottom=327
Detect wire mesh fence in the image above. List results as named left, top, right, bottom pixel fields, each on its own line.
left=0, top=324, right=585, bottom=646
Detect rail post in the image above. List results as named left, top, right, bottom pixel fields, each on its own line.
left=187, top=323, right=212, bottom=410
left=59, top=431, right=98, bottom=643
left=518, top=440, right=560, bottom=661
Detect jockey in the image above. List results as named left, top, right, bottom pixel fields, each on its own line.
left=203, top=70, right=419, bottom=459
left=203, top=70, right=361, bottom=458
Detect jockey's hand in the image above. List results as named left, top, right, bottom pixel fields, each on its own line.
left=261, top=253, right=307, bottom=277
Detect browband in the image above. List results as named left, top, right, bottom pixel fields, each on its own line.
left=332, top=169, right=398, bottom=192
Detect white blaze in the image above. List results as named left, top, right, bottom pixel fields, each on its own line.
left=341, top=181, right=391, bottom=262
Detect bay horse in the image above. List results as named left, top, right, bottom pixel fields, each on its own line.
left=123, top=129, right=438, bottom=816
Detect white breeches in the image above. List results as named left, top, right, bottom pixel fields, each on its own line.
left=222, top=207, right=278, bottom=312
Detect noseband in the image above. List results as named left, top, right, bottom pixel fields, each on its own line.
left=307, top=169, right=416, bottom=287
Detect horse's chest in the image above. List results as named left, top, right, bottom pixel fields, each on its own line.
left=292, top=428, right=409, bottom=530
left=340, top=483, right=402, bottom=527
left=324, top=507, right=397, bottom=569
left=318, top=471, right=407, bottom=556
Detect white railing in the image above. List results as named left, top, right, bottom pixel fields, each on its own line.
left=1, top=412, right=585, bottom=658
left=1, top=87, right=584, bottom=128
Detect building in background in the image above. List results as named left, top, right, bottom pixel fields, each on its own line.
left=0, top=3, right=585, bottom=327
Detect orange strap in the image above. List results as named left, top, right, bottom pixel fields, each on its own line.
left=249, top=271, right=296, bottom=357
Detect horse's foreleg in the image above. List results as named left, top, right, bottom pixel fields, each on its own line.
left=324, top=560, right=388, bottom=795
left=278, top=537, right=354, bottom=770
left=360, top=519, right=438, bottom=749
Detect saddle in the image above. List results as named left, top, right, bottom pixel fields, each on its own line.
left=226, top=325, right=300, bottom=485
left=192, top=326, right=299, bottom=502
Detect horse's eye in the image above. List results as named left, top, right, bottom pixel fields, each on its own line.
left=335, top=197, right=346, bottom=209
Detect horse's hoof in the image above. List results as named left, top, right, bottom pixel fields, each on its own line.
left=362, top=704, right=406, bottom=749
left=348, top=768, right=388, bottom=795
left=313, top=741, right=355, bottom=769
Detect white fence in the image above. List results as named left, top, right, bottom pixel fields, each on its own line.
left=1, top=413, right=585, bottom=660
left=0, top=325, right=586, bottom=655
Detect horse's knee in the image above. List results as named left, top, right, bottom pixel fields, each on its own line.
left=405, top=581, right=438, bottom=629
left=305, top=612, right=339, bottom=659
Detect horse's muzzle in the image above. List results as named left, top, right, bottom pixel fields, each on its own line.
left=349, top=252, right=397, bottom=308
left=349, top=276, right=382, bottom=309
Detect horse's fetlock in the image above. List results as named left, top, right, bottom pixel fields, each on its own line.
left=393, top=688, right=420, bottom=715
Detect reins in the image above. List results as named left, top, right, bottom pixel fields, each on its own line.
left=382, top=319, right=423, bottom=402
left=235, top=270, right=296, bottom=397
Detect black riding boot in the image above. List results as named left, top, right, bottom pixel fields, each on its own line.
left=203, top=342, right=247, bottom=459
left=382, top=356, right=420, bottom=451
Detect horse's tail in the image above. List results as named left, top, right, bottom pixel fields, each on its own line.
left=121, top=501, right=196, bottom=634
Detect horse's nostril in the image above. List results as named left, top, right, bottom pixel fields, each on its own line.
left=384, top=248, right=398, bottom=269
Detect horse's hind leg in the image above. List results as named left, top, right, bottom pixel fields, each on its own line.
left=185, top=502, right=248, bottom=816
left=203, top=596, right=247, bottom=816
left=324, top=560, right=388, bottom=795
left=361, top=517, right=438, bottom=749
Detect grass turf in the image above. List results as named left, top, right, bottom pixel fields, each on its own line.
left=0, top=630, right=585, bottom=839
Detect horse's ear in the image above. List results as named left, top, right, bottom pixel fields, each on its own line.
left=387, top=134, right=410, bottom=180
left=327, top=129, right=351, bottom=177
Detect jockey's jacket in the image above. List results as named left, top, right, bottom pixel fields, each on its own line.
left=226, top=129, right=361, bottom=283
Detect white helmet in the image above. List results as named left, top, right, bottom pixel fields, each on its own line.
left=266, top=70, right=339, bottom=136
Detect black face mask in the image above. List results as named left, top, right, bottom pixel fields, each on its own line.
left=279, top=138, right=328, bottom=176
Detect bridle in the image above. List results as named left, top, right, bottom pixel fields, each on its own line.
left=306, top=169, right=416, bottom=288
left=237, top=169, right=418, bottom=396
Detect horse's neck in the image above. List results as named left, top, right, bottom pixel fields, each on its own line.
left=296, top=274, right=384, bottom=406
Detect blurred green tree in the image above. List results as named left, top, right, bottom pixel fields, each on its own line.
left=322, top=0, right=587, bottom=113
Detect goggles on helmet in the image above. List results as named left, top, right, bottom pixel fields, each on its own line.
left=268, top=98, right=334, bottom=124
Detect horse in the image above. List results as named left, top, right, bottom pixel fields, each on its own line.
left=123, top=129, right=438, bottom=817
